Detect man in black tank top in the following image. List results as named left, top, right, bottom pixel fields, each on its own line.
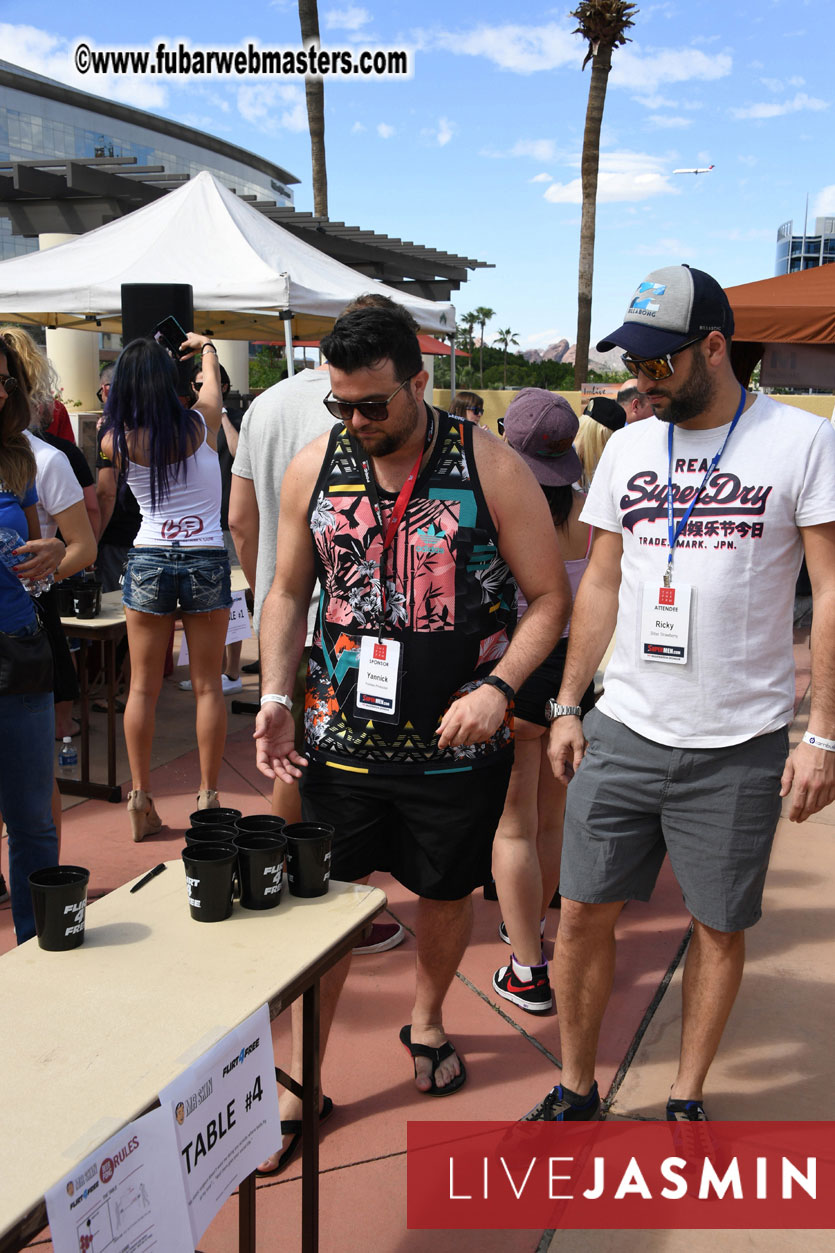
left=253, top=308, right=570, bottom=1162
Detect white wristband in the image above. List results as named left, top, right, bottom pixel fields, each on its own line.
left=260, top=693, right=293, bottom=712
left=802, top=731, right=835, bottom=752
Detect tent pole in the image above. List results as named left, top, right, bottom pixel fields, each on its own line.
left=283, top=312, right=295, bottom=378
left=449, top=334, right=456, bottom=400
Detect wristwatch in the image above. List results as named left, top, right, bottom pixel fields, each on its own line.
left=480, top=675, right=516, bottom=704
left=545, top=700, right=583, bottom=722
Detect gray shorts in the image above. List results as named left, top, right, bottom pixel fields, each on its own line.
left=561, top=708, right=789, bottom=932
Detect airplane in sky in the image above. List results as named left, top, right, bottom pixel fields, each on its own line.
left=672, top=164, right=715, bottom=175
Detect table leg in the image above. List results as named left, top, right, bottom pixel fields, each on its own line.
left=78, top=638, right=90, bottom=784
left=238, top=1172, right=256, bottom=1253
left=105, top=638, right=117, bottom=788
left=301, top=979, right=321, bottom=1253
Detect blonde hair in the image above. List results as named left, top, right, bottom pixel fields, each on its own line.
left=0, top=325, right=59, bottom=428
left=574, top=413, right=615, bottom=489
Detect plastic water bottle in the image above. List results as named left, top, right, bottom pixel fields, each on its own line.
left=0, top=525, right=54, bottom=596
left=58, top=736, right=78, bottom=778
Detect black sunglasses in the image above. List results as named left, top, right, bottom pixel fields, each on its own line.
left=0, top=374, right=18, bottom=394
left=323, top=374, right=415, bottom=423
left=621, top=335, right=706, bottom=382
left=467, top=405, right=484, bottom=417
left=96, top=383, right=110, bottom=403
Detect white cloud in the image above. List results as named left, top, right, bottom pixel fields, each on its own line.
left=377, top=122, right=395, bottom=138
left=351, top=120, right=366, bottom=133
left=812, top=185, right=835, bottom=218
left=760, top=74, right=806, bottom=92
left=417, top=21, right=579, bottom=74
left=237, top=84, right=307, bottom=132
left=323, top=6, right=371, bottom=32
left=610, top=45, right=732, bottom=88
left=636, top=93, right=677, bottom=110
left=0, top=22, right=168, bottom=109
left=543, top=149, right=679, bottom=204
left=484, top=138, right=556, bottom=161
left=731, top=92, right=829, bottom=120
left=436, top=116, right=454, bottom=146
left=647, top=115, right=693, bottom=129
left=530, top=172, right=553, bottom=183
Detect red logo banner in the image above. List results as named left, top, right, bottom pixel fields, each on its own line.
left=407, top=1122, right=834, bottom=1230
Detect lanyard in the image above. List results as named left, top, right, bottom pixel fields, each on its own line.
left=664, top=385, right=746, bottom=587
left=352, top=406, right=435, bottom=629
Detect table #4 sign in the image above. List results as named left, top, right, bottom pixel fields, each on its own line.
left=45, top=1004, right=280, bottom=1252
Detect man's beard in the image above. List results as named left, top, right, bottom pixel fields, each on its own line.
left=354, top=391, right=421, bottom=457
left=653, top=347, right=715, bottom=425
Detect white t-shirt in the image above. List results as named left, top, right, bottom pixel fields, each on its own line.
left=25, top=430, right=83, bottom=538
left=581, top=393, right=835, bottom=747
left=232, top=369, right=335, bottom=635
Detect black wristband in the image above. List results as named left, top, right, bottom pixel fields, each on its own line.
left=481, top=675, right=515, bottom=704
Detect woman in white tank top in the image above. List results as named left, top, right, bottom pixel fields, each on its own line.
left=100, top=333, right=232, bottom=840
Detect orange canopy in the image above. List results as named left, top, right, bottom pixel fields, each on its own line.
left=725, top=265, right=835, bottom=345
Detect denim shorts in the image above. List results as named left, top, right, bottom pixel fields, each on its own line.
left=122, top=547, right=233, bottom=616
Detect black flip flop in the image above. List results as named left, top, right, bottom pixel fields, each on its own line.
left=255, top=1096, right=334, bottom=1176
left=399, top=1025, right=467, bottom=1096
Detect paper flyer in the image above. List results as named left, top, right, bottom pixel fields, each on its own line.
left=178, top=588, right=251, bottom=665
left=45, top=1106, right=193, bottom=1253
left=159, top=1003, right=281, bottom=1243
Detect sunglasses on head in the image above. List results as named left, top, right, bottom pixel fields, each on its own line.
left=0, top=374, right=19, bottom=394
left=323, top=373, right=415, bottom=423
left=621, top=335, right=706, bottom=382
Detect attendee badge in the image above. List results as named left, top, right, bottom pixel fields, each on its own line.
left=640, top=582, right=692, bottom=665
left=356, top=635, right=402, bottom=721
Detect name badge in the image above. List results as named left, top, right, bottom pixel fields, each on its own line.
left=356, top=636, right=402, bottom=722
left=640, top=581, right=692, bottom=665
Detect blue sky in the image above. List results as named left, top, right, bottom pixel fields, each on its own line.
left=4, top=2, right=832, bottom=352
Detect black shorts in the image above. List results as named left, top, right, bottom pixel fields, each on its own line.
left=299, top=757, right=514, bottom=900
left=514, top=637, right=595, bottom=727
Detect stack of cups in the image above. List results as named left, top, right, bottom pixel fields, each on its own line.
left=233, top=815, right=287, bottom=911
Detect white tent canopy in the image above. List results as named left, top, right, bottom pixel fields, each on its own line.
left=0, top=170, right=456, bottom=339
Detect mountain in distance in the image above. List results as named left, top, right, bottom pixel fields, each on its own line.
left=524, top=340, right=623, bottom=373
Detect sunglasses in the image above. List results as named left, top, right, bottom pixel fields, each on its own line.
left=323, top=374, right=415, bottom=423
left=467, top=405, right=484, bottom=417
left=96, top=383, right=110, bottom=403
left=621, top=335, right=706, bottom=382
left=0, top=374, right=18, bottom=394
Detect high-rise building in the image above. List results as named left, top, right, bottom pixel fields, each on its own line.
left=775, top=217, right=835, bottom=275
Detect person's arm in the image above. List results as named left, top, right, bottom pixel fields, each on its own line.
left=546, top=527, right=623, bottom=783
left=96, top=465, right=118, bottom=534
left=50, top=500, right=97, bottom=580
left=254, top=436, right=327, bottom=783
left=82, top=483, right=102, bottom=541
left=221, top=412, right=239, bottom=458
left=181, top=332, right=222, bottom=435
left=436, top=429, right=571, bottom=749
left=228, top=474, right=259, bottom=593
left=781, top=520, right=835, bottom=821
left=14, top=504, right=65, bottom=582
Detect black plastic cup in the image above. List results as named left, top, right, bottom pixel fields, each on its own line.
left=188, top=807, right=243, bottom=829
left=234, top=814, right=286, bottom=837
left=233, top=833, right=287, bottom=910
left=184, top=825, right=240, bottom=846
left=28, top=865, right=90, bottom=951
left=181, top=843, right=237, bottom=922
left=283, top=823, right=333, bottom=898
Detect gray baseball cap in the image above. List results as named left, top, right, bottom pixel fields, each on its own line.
left=597, top=264, right=734, bottom=357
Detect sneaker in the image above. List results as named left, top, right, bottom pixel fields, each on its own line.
left=522, top=1081, right=601, bottom=1122
left=0, top=873, right=8, bottom=903
left=353, top=921, right=406, bottom=954
left=221, top=674, right=243, bottom=694
left=666, top=1098, right=708, bottom=1122
left=493, top=956, right=553, bottom=1014
left=178, top=678, right=193, bottom=691
left=499, top=916, right=546, bottom=946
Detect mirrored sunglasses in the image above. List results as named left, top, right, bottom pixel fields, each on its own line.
left=621, top=335, right=706, bottom=382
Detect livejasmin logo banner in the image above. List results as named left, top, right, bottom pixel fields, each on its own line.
left=406, top=1122, right=834, bottom=1230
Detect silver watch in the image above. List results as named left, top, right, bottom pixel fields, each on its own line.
left=545, top=700, right=583, bottom=722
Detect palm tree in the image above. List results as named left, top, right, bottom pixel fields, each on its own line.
left=459, top=311, right=479, bottom=359
left=299, top=0, right=328, bottom=218
left=571, top=2, right=637, bottom=389
left=474, top=307, right=495, bottom=387
left=494, top=328, right=520, bottom=388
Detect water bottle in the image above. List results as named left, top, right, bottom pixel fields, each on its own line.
left=58, top=736, right=78, bottom=778
left=0, top=525, right=54, bottom=596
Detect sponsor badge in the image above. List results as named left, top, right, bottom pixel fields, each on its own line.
left=356, top=635, right=402, bottom=721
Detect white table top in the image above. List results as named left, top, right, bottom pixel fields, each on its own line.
left=61, top=567, right=250, bottom=629
left=0, top=866, right=384, bottom=1240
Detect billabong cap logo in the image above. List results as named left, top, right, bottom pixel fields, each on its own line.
left=630, top=281, right=666, bottom=314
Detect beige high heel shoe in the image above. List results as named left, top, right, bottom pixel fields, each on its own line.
left=127, top=789, right=163, bottom=842
left=196, top=789, right=220, bottom=810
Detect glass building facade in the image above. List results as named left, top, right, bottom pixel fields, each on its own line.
left=775, top=217, right=835, bottom=275
left=0, top=62, right=296, bottom=261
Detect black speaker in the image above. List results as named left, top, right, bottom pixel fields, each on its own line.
left=121, top=283, right=194, bottom=397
